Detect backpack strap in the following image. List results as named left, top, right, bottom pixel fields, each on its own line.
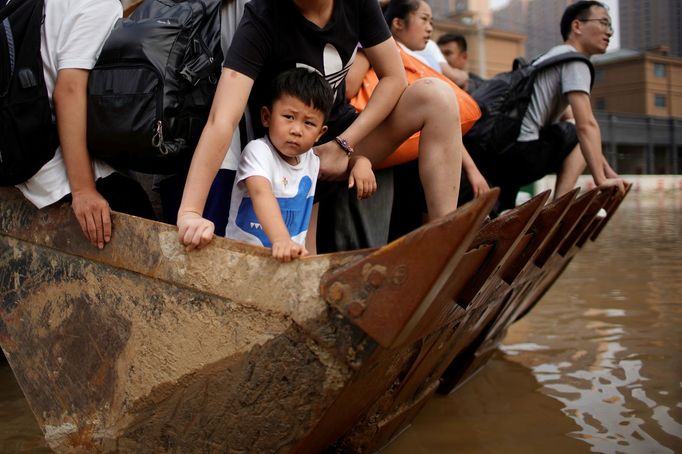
left=511, top=56, right=529, bottom=71
left=0, top=0, right=25, bottom=21
left=532, top=51, right=596, bottom=89
left=2, top=0, right=46, bottom=96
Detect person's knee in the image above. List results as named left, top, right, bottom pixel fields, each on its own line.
left=407, top=78, right=460, bottom=121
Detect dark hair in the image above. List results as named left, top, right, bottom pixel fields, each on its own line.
left=269, top=68, right=334, bottom=121
left=560, top=1, right=607, bottom=41
left=383, top=0, right=421, bottom=28
left=437, top=33, right=467, bottom=52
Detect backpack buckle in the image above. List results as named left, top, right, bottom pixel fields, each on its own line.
left=18, top=68, right=37, bottom=89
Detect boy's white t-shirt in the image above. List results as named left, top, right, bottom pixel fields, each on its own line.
left=225, top=136, right=320, bottom=248
left=15, top=0, right=121, bottom=208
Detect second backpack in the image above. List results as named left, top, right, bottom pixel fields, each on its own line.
left=464, top=52, right=594, bottom=156
left=0, top=0, right=58, bottom=186
left=87, top=0, right=222, bottom=174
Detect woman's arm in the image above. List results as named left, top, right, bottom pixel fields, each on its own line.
left=177, top=68, right=254, bottom=250
left=341, top=38, right=406, bottom=151
left=317, top=37, right=407, bottom=176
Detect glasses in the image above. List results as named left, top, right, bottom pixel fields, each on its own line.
left=580, top=18, right=614, bottom=32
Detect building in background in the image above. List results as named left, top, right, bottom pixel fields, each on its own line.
left=592, top=49, right=682, bottom=175
left=435, top=0, right=681, bottom=176
left=431, top=0, right=493, bottom=25
left=430, top=1, right=526, bottom=78
left=619, top=0, right=682, bottom=58
left=592, top=49, right=682, bottom=119
left=492, top=0, right=571, bottom=59
left=432, top=20, right=525, bottom=78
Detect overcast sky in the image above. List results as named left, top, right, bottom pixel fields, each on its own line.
left=489, top=0, right=620, bottom=50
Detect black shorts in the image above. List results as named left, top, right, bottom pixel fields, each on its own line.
left=482, top=121, right=578, bottom=188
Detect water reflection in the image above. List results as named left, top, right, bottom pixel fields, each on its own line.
left=0, top=366, right=50, bottom=453
left=1, top=193, right=680, bottom=453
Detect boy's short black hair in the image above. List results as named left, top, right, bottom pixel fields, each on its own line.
left=560, top=1, right=607, bottom=41
left=437, top=33, right=467, bottom=52
left=269, top=68, right=334, bottom=121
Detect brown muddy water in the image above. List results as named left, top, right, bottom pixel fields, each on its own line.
left=1, top=193, right=680, bottom=453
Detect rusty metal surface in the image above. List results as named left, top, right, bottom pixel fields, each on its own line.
left=590, top=183, right=633, bottom=241
left=0, top=183, right=629, bottom=453
left=457, top=191, right=550, bottom=308
left=319, top=190, right=498, bottom=349
left=533, top=188, right=600, bottom=268
left=437, top=187, right=628, bottom=397
left=558, top=187, right=615, bottom=256
left=500, top=189, right=579, bottom=284
left=0, top=186, right=494, bottom=453
left=333, top=191, right=551, bottom=449
left=477, top=190, right=585, bottom=348
left=0, top=187, right=374, bottom=452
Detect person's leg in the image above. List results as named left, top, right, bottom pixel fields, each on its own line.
left=554, top=143, right=586, bottom=198
left=544, top=122, right=583, bottom=199
left=317, top=169, right=395, bottom=252
left=389, top=160, right=424, bottom=241
left=497, top=184, right=521, bottom=212
left=305, top=203, right=318, bottom=255
left=356, top=77, right=463, bottom=220
left=316, top=110, right=396, bottom=252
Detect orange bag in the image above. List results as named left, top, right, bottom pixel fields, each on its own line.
left=350, top=44, right=481, bottom=169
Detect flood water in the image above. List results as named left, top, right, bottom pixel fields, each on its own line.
left=1, top=193, right=680, bottom=453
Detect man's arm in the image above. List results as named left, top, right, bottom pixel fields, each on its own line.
left=244, top=176, right=308, bottom=262
left=567, top=91, right=625, bottom=193
left=52, top=68, right=111, bottom=249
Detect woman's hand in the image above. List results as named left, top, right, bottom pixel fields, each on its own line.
left=315, top=141, right=350, bottom=180
left=177, top=211, right=215, bottom=251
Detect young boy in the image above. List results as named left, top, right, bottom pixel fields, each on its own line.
left=226, top=68, right=377, bottom=262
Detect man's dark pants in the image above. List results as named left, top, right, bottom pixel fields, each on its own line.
left=465, top=121, right=578, bottom=211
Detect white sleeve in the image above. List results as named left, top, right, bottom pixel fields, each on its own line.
left=235, top=139, right=274, bottom=185
left=425, top=40, right=447, bottom=65
left=55, top=0, right=122, bottom=70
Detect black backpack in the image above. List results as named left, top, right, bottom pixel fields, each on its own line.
left=464, top=52, right=594, bottom=155
left=0, top=0, right=59, bottom=186
left=87, top=0, right=222, bottom=174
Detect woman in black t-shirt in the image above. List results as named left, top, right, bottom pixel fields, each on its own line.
left=177, top=0, right=465, bottom=251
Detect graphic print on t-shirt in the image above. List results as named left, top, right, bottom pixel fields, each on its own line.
left=235, top=176, right=314, bottom=247
left=297, top=44, right=356, bottom=102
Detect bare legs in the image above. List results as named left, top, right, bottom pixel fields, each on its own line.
left=355, top=78, right=463, bottom=219
left=554, top=143, right=586, bottom=199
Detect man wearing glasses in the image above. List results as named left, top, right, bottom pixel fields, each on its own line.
left=471, top=1, right=625, bottom=211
